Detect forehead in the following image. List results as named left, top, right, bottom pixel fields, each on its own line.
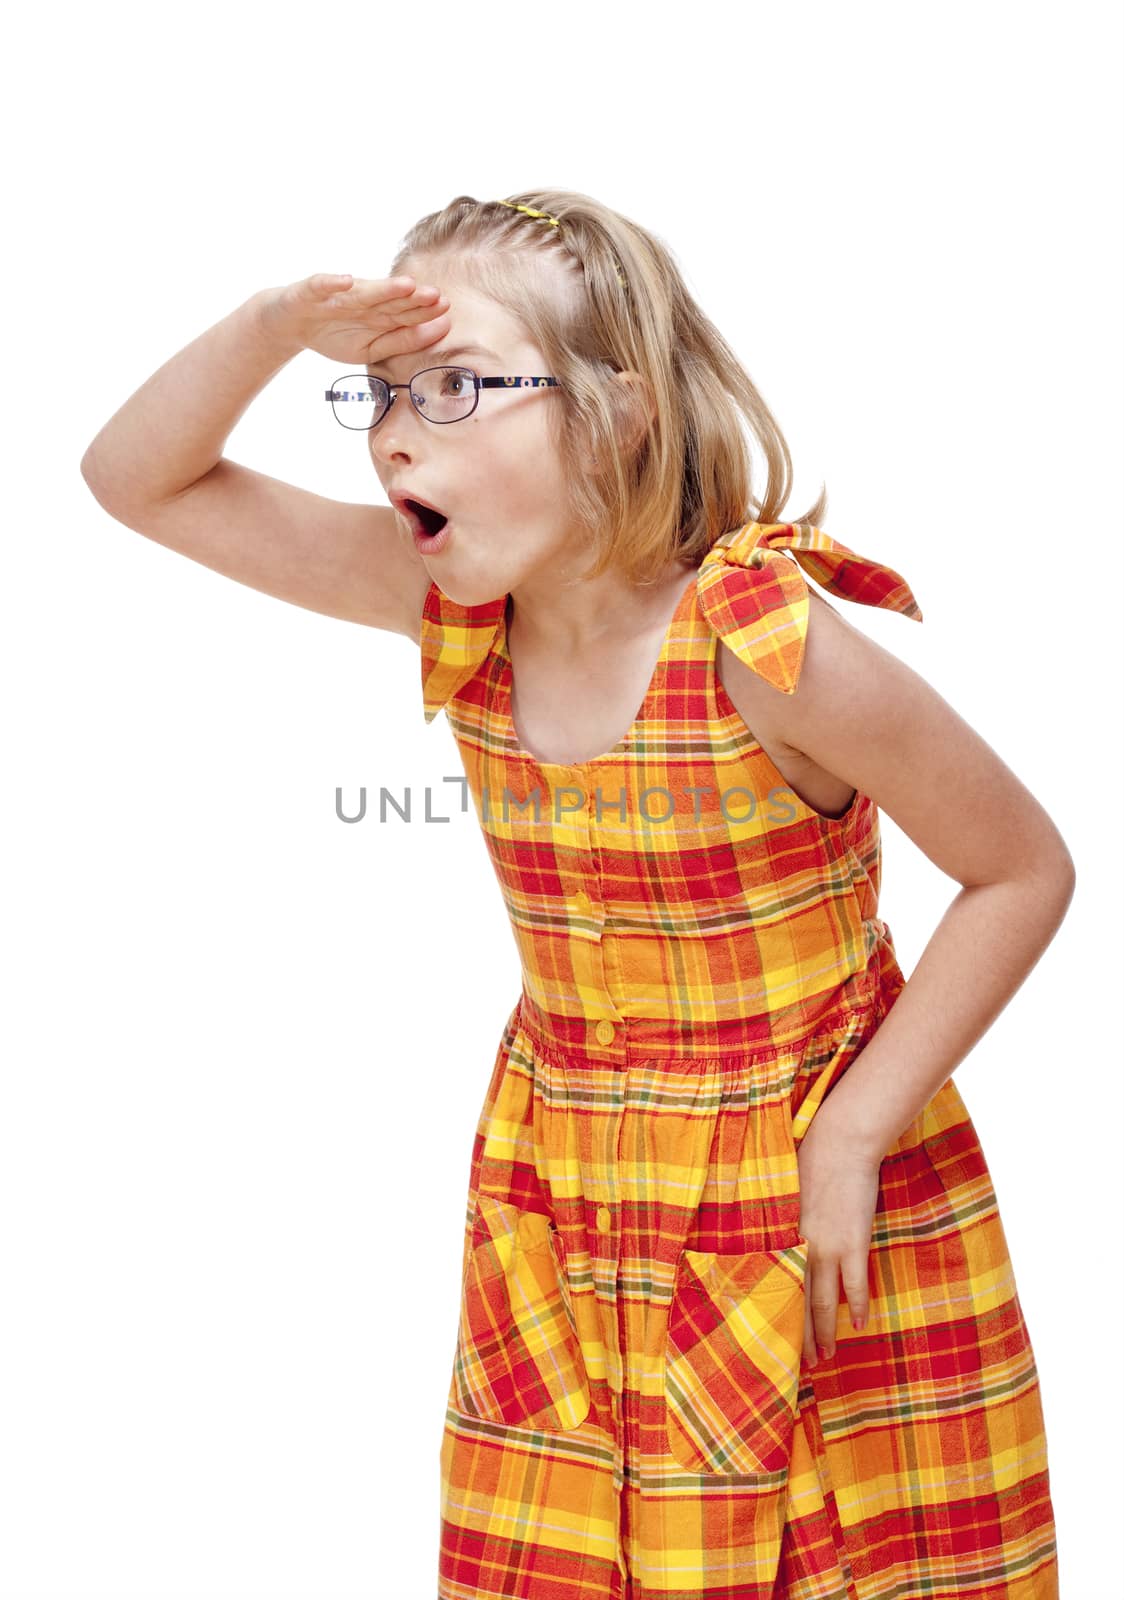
left=365, top=341, right=504, bottom=377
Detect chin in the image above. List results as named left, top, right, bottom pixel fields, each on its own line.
left=425, top=551, right=510, bottom=609
left=435, top=580, right=508, bottom=610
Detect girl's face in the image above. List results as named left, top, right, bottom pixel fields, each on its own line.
left=369, top=270, right=592, bottom=607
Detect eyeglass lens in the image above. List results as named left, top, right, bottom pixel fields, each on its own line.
left=330, top=367, right=476, bottom=430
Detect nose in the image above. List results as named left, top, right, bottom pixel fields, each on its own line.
left=367, top=383, right=428, bottom=466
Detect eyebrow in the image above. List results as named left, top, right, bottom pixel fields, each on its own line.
left=366, top=343, right=503, bottom=377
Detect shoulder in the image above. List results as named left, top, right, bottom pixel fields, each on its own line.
left=696, top=520, right=922, bottom=699
left=716, top=587, right=855, bottom=753
left=697, top=518, right=924, bottom=774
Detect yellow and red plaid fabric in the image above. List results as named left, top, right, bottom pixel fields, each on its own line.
left=420, top=522, right=1058, bottom=1599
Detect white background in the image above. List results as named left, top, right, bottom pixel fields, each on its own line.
left=3, top=1, right=1120, bottom=1595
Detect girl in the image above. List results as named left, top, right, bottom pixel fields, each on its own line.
left=81, top=191, right=1072, bottom=1600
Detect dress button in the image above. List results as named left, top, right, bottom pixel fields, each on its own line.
left=573, top=890, right=591, bottom=912
left=596, top=1206, right=612, bottom=1234
left=595, top=1020, right=615, bottom=1046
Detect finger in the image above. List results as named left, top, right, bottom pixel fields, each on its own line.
left=333, top=297, right=452, bottom=332
left=394, top=301, right=452, bottom=327
left=363, top=312, right=452, bottom=363
left=357, top=292, right=452, bottom=327
left=351, top=278, right=446, bottom=307
left=377, top=311, right=452, bottom=349
left=323, top=277, right=445, bottom=314
left=841, top=1260, right=869, bottom=1333
left=803, top=1279, right=818, bottom=1369
left=299, top=273, right=355, bottom=303
left=810, top=1264, right=840, bottom=1362
left=412, top=312, right=454, bottom=346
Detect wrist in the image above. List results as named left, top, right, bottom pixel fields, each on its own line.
left=241, top=286, right=305, bottom=365
left=802, top=1093, right=889, bottom=1168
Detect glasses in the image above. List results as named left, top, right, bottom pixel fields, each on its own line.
left=325, top=366, right=561, bottom=430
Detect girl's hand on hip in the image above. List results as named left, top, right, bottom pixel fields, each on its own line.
left=796, top=1112, right=883, bottom=1366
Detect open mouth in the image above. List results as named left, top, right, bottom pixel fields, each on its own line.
left=405, top=499, right=449, bottom=536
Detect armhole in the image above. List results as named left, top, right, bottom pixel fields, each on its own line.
left=711, top=633, right=864, bottom=833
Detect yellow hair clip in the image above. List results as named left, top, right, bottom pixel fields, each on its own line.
left=496, top=201, right=561, bottom=227
left=492, top=199, right=628, bottom=290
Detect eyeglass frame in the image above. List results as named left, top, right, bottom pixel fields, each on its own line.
left=324, top=366, right=562, bottom=430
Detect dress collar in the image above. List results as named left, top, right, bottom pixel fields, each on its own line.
left=420, top=521, right=923, bottom=721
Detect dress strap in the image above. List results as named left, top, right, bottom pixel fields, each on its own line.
left=696, top=522, right=923, bottom=695
left=420, top=580, right=507, bottom=725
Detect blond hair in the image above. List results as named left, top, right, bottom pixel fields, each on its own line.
left=389, top=190, right=827, bottom=587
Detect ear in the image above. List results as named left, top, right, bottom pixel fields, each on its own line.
left=609, top=369, right=657, bottom=456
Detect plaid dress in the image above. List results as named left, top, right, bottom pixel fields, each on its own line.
left=420, top=521, right=1059, bottom=1600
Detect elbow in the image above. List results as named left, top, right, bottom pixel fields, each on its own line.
left=1023, top=845, right=1076, bottom=923
left=1023, top=812, right=1077, bottom=911
left=80, top=446, right=123, bottom=512
left=1042, top=828, right=1077, bottom=898
left=79, top=447, right=106, bottom=502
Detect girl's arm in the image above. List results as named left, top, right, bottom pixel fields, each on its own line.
left=79, top=276, right=449, bottom=639
left=726, top=590, right=1076, bottom=1161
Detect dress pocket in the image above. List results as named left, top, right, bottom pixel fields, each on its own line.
left=664, top=1236, right=809, bottom=1474
left=451, top=1193, right=591, bottom=1431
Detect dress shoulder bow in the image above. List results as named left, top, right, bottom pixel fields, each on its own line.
left=421, top=581, right=507, bottom=725
left=696, top=521, right=923, bottom=694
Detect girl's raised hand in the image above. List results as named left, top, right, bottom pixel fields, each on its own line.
left=256, top=272, right=452, bottom=367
